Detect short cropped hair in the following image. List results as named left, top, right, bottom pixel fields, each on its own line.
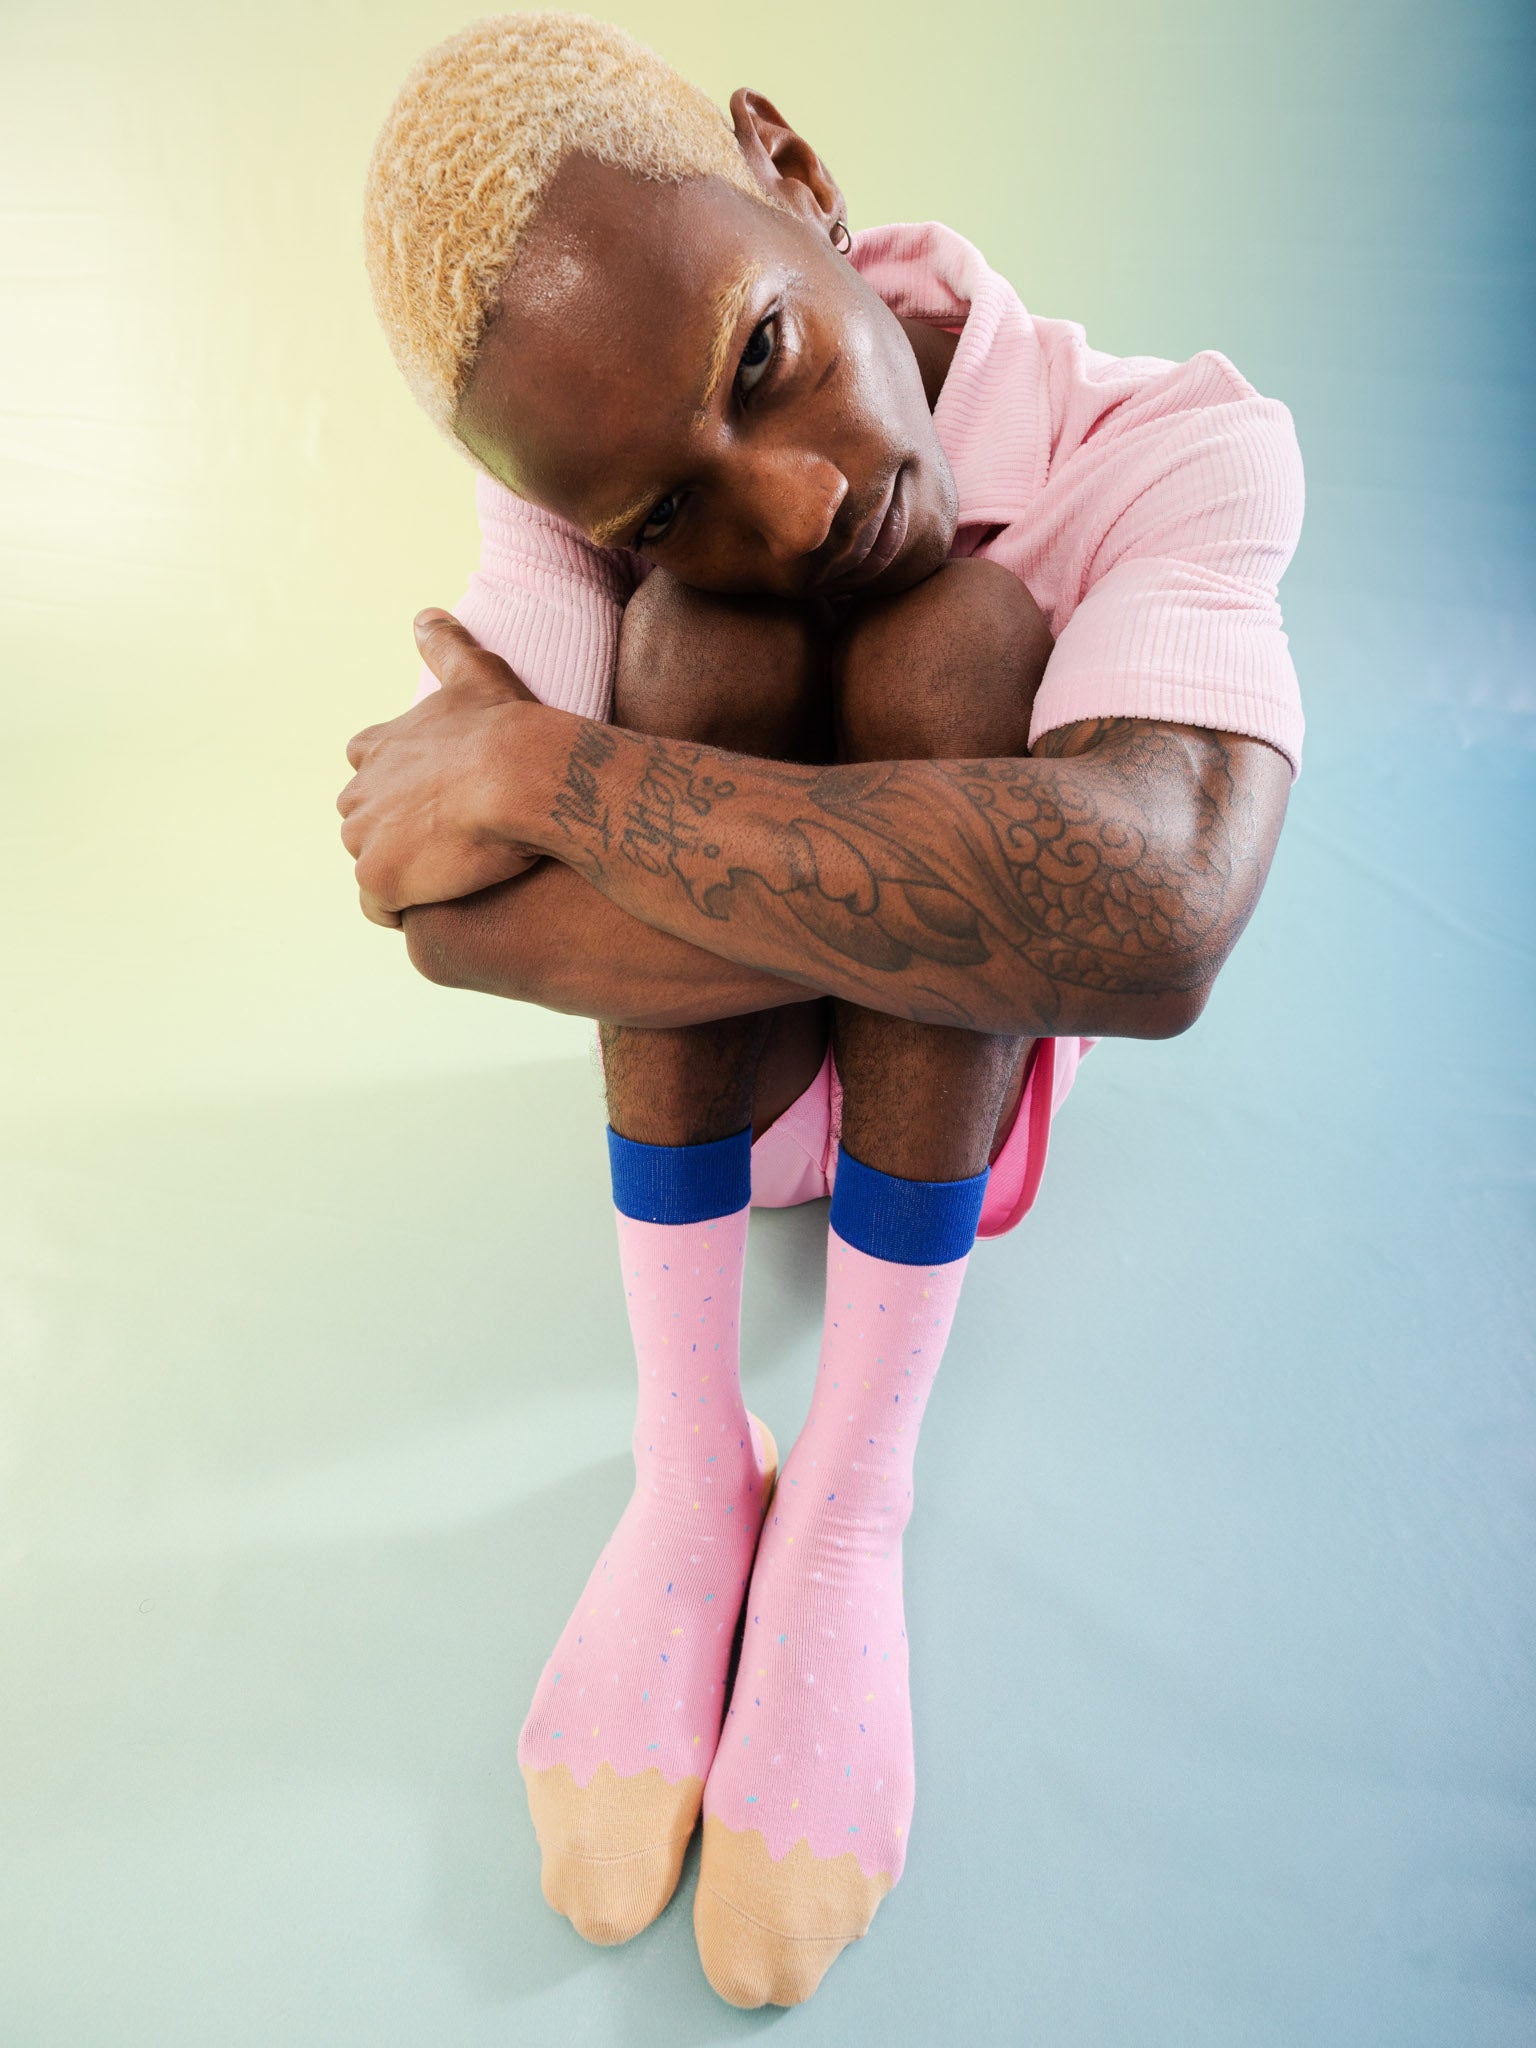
left=363, top=12, right=761, bottom=436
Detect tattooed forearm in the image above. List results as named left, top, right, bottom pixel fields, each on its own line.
left=619, top=751, right=735, bottom=880
left=549, top=720, right=618, bottom=861
left=534, top=715, right=1287, bottom=1036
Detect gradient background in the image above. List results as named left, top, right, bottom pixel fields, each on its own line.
left=2, top=2, right=1532, bottom=2043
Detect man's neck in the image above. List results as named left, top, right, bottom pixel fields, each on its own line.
left=897, top=316, right=961, bottom=410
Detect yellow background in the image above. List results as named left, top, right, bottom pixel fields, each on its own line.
left=7, top=0, right=1499, bottom=1113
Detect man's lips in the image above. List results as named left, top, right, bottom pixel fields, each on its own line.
left=815, top=467, right=910, bottom=592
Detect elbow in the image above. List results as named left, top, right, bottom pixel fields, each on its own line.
left=402, top=893, right=557, bottom=1005
left=1118, top=932, right=1224, bottom=1039
left=403, top=903, right=494, bottom=993
left=1131, top=976, right=1213, bottom=1040
left=1007, top=949, right=1216, bottom=1042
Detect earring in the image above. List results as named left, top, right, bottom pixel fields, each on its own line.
left=831, top=218, right=852, bottom=253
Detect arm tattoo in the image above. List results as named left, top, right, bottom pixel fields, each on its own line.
left=619, top=751, right=735, bottom=880
left=549, top=721, right=618, bottom=857
left=544, top=715, right=1280, bottom=1033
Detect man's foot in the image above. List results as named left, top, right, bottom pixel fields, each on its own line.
left=695, top=1818, right=891, bottom=2005
left=520, top=1405, right=777, bottom=1943
left=517, top=1184, right=779, bottom=1943
left=694, top=1224, right=974, bottom=2004
left=691, top=1412, right=912, bottom=2004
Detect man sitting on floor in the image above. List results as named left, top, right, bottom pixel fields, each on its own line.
left=338, top=11, right=1303, bottom=2010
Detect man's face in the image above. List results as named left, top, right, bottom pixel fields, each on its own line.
left=453, top=149, right=958, bottom=600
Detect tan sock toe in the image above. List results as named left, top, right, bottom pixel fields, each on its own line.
left=522, top=1760, right=703, bottom=1945
left=693, top=1816, right=893, bottom=2007
left=521, top=1414, right=777, bottom=1947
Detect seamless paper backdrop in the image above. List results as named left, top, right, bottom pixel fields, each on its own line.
left=2, top=0, right=1530, bottom=1110
left=1, top=6, right=1533, bottom=2048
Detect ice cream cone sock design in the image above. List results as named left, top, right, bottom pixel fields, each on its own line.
left=696, top=1149, right=986, bottom=2005
left=519, top=1127, right=775, bottom=1944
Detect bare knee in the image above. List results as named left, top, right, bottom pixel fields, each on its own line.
left=613, top=568, right=833, bottom=760
left=834, top=557, right=1053, bottom=763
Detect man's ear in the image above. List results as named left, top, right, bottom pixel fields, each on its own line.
left=729, top=88, right=847, bottom=240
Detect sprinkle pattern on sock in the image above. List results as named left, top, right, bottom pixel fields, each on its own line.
left=701, top=1229, right=969, bottom=1884
left=518, top=1208, right=772, bottom=1794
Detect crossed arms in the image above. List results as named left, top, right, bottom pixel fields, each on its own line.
left=340, top=617, right=1292, bottom=1041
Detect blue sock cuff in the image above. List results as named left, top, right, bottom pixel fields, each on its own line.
left=607, top=1125, right=753, bottom=1225
left=829, top=1148, right=988, bottom=1266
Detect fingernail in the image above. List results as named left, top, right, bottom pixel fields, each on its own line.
left=414, top=607, right=451, bottom=631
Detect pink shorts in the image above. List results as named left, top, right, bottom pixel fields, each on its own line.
left=751, top=1036, right=1093, bottom=1239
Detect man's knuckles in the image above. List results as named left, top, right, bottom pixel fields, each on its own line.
left=359, top=887, right=403, bottom=929
left=354, top=851, right=400, bottom=912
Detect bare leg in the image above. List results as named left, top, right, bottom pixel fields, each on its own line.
left=600, top=573, right=834, bottom=1148
left=830, top=558, right=1055, bottom=1181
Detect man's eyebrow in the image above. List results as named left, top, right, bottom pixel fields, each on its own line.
left=695, top=261, right=764, bottom=415
left=588, top=487, right=666, bottom=552
left=585, top=263, right=766, bottom=550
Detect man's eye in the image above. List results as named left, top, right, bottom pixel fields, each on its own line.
left=638, top=493, right=682, bottom=546
left=736, top=316, right=777, bottom=396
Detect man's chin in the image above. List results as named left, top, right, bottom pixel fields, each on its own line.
left=867, top=522, right=955, bottom=598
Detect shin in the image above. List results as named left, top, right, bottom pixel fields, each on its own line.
left=831, top=557, right=1054, bottom=1180
left=600, top=572, right=833, bottom=1147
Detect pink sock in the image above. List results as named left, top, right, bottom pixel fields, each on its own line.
left=517, top=1186, right=777, bottom=1943
left=696, top=1221, right=973, bottom=2001
left=705, top=1228, right=965, bottom=1872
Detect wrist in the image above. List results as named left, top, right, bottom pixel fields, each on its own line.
left=484, top=699, right=576, bottom=859
left=519, top=705, right=632, bottom=871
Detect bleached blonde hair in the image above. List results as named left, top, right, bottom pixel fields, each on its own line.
left=363, top=13, right=762, bottom=436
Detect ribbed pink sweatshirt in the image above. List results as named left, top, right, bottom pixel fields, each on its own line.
left=415, top=220, right=1305, bottom=776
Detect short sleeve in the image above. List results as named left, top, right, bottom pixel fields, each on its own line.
left=1029, top=382, right=1306, bottom=776
left=411, top=473, right=641, bottom=718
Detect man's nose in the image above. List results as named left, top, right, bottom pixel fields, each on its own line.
left=751, top=451, right=849, bottom=565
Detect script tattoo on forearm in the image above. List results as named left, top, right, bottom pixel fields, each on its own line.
left=545, top=715, right=1270, bottom=1032
left=549, top=721, right=618, bottom=861
left=619, top=751, right=735, bottom=879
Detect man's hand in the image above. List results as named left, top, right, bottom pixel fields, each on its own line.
left=337, top=611, right=547, bottom=927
